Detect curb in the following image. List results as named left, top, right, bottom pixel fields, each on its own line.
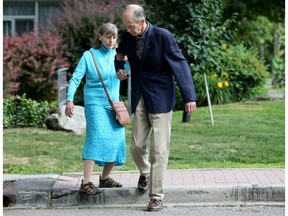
left=4, top=179, right=285, bottom=209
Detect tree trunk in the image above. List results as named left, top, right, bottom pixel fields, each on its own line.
left=272, top=22, right=281, bottom=87
left=259, top=45, right=265, bottom=60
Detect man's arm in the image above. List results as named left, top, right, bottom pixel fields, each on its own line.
left=115, top=31, right=128, bottom=72
left=115, top=53, right=126, bottom=72
left=115, top=53, right=128, bottom=80
left=163, top=32, right=197, bottom=103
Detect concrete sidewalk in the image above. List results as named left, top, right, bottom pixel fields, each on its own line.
left=3, top=168, right=285, bottom=209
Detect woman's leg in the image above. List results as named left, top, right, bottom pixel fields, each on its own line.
left=101, top=162, right=115, bottom=179
left=99, top=162, right=122, bottom=188
left=80, top=159, right=99, bottom=194
left=83, top=159, right=95, bottom=184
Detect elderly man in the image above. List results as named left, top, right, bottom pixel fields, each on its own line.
left=115, top=4, right=197, bottom=212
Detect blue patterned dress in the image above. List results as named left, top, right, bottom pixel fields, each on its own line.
left=66, top=45, right=126, bottom=166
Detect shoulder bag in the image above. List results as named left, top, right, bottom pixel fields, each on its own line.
left=89, top=50, right=131, bottom=126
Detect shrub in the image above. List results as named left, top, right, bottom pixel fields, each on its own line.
left=175, top=72, right=232, bottom=109
left=3, top=94, right=50, bottom=128
left=3, top=32, right=69, bottom=102
left=194, top=72, right=232, bottom=107
left=3, top=64, right=19, bottom=99
left=175, top=43, right=269, bottom=108
left=272, top=56, right=285, bottom=88
left=220, top=43, right=269, bottom=101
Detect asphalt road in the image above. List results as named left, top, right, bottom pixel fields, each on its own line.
left=4, top=206, right=285, bottom=216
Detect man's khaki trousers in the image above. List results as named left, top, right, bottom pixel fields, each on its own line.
left=131, top=96, right=172, bottom=200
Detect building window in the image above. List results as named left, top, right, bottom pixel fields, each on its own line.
left=3, top=1, right=60, bottom=37
left=4, top=2, right=35, bottom=16
left=15, top=19, right=34, bottom=36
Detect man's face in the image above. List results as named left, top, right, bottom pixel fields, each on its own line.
left=122, top=13, right=145, bottom=36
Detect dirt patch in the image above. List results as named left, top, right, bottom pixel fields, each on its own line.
left=4, top=157, right=30, bottom=165
left=188, top=145, right=201, bottom=149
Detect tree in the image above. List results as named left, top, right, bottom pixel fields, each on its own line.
left=144, top=0, right=237, bottom=74
left=223, top=0, right=284, bottom=23
left=144, top=0, right=198, bottom=62
left=223, top=0, right=285, bottom=87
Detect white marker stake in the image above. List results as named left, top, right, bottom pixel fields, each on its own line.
left=204, top=73, right=214, bottom=126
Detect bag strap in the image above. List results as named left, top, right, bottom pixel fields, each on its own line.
left=88, top=49, right=113, bottom=103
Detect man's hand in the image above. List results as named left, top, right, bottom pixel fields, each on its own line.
left=185, top=101, right=197, bottom=115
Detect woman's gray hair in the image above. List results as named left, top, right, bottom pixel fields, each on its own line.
left=93, top=23, right=118, bottom=48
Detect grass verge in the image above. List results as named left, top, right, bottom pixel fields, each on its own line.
left=3, top=100, right=285, bottom=174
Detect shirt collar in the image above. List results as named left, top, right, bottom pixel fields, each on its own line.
left=137, top=22, right=149, bottom=39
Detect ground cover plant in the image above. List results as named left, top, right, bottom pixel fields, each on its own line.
left=3, top=100, right=284, bottom=174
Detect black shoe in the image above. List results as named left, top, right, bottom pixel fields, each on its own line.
left=147, top=199, right=163, bottom=211
left=138, top=175, right=149, bottom=193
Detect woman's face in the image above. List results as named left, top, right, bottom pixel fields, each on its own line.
left=99, top=33, right=117, bottom=49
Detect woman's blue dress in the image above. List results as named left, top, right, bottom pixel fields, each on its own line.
left=67, top=45, right=126, bottom=166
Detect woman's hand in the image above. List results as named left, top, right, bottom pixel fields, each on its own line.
left=117, top=69, right=128, bottom=80
left=116, top=53, right=128, bottom=61
left=65, top=101, right=74, bottom=118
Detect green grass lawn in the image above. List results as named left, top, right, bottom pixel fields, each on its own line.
left=3, top=100, right=285, bottom=174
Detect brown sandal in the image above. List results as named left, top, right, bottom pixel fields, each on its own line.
left=79, top=180, right=100, bottom=195
left=99, top=176, right=122, bottom=188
